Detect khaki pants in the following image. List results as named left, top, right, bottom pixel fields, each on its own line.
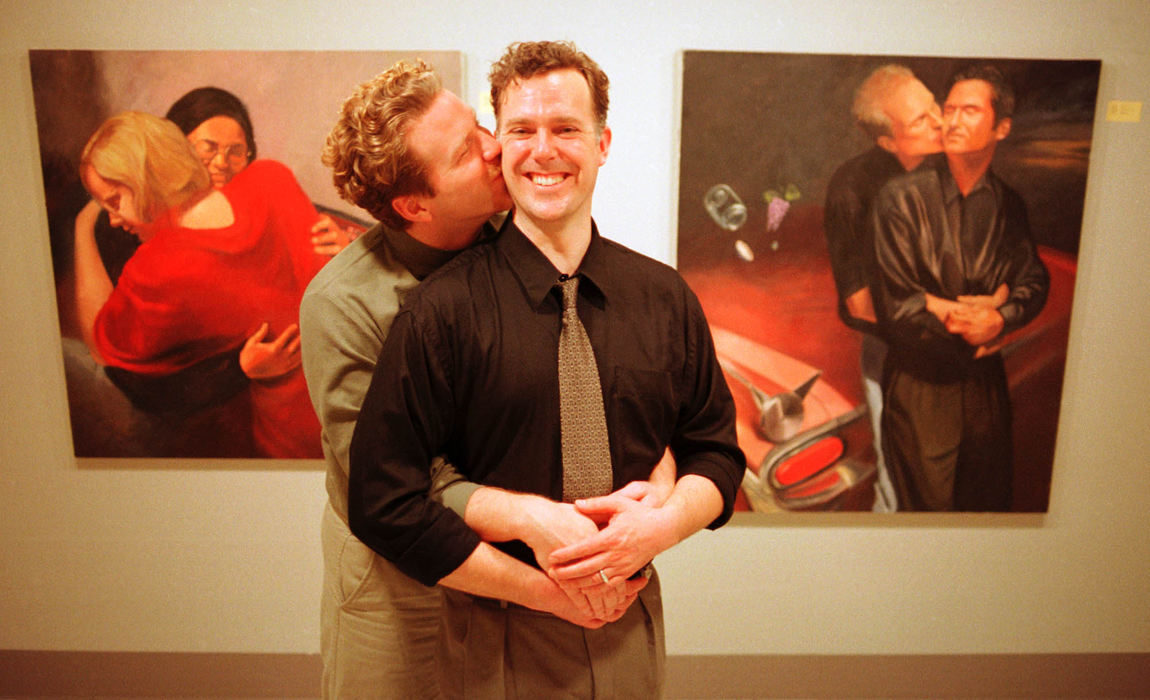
left=320, top=501, right=444, bottom=699
left=439, top=571, right=666, bottom=699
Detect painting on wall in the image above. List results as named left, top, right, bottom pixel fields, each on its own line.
left=677, top=51, right=1100, bottom=513
left=30, top=50, right=463, bottom=465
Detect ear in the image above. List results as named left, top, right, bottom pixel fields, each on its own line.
left=597, top=125, right=612, bottom=165
left=392, top=194, right=432, bottom=224
left=994, top=117, right=1012, bottom=141
left=876, top=134, right=897, bottom=154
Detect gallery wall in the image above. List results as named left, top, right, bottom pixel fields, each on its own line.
left=1, top=0, right=1148, bottom=661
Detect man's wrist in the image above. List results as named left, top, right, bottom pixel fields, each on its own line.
left=514, top=493, right=566, bottom=551
left=464, top=487, right=550, bottom=546
left=651, top=501, right=688, bottom=553
left=483, top=557, right=562, bottom=613
left=661, top=474, right=725, bottom=545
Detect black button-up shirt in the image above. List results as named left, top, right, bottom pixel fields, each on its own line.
left=872, top=158, right=1049, bottom=376
left=823, top=146, right=917, bottom=335
left=349, top=219, right=745, bottom=586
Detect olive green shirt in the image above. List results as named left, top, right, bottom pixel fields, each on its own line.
left=301, top=222, right=484, bottom=524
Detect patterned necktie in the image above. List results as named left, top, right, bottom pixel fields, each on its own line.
left=557, top=275, right=613, bottom=501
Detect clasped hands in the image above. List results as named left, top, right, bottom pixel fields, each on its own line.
left=523, top=484, right=659, bottom=626
left=925, top=283, right=1009, bottom=357
left=521, top=453, right=678, bottom=629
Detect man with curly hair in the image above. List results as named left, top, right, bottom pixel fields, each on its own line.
left=303, top=57, right=677, bottom=698
left=348, top=41, right=744, bottom=697
left=300, top=59, right=511, bottom=698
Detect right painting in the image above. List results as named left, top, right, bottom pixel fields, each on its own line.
left=676, top=51, right=1100, bottom=514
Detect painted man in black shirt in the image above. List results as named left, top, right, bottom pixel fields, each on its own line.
left=872, top=65, right=1048, bottom=511
left=349, top=41, right=744, bottom=696
left=823, top=64, right=944, bottom=512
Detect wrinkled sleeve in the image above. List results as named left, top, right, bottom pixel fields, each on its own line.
left=994, top=190, right=1049, bottom=335
left=872, top=187, right=975, bottom=365
left=823, top=169, right=879, bottom=334
left=94, top=251, right=239, bottom=374
left=300, top=277, right=477, bottom=518
left=347, top=304, right=481, bottom=586
left=249, top=160, right=327, bottom=288
left=300, top=289, right=382, bottom=480
left=670, top=285, right=747, bottom=529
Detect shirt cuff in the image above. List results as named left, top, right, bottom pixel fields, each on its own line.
left=678, top=453, right=745, bottom=529
left=440, top=481, right=482, bottom=519
left=997, top=301, right=1023, bottom=334
left=392, top=509, right=483, bottom=587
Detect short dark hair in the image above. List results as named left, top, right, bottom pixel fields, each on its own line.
left=949, top=64, right=1015, bottom=124
left=165, top=87, right=258, bottom=160
left=489, top=40, right=609, bottom=132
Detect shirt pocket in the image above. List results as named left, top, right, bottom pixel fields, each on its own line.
left=611, top=365, right=676, bottom=450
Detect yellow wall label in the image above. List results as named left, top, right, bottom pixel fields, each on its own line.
left=1106, top=101, right=1142, bottom=122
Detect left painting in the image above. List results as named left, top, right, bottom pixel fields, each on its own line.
left=30, top=50, right=463, bottom=465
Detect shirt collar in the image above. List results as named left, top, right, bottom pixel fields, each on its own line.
left=939, top=158, right=996, bottom=206
left=497, top=217, right=609, bottom=310
left=381, top=219, right=498, bottom=281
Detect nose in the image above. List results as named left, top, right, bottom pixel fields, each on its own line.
left=531, top=129, right=556, bottom=159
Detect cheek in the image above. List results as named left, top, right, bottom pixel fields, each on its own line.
left=501, top=141, right=528, bottom=162
left=912, top=126, right=936, bottom=143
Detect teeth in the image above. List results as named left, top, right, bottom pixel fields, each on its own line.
left=531, top=173, right=564, bottom=186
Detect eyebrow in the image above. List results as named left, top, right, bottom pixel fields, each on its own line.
left=502, top=112, right=586, bottom=129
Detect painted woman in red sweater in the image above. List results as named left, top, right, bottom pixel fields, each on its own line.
left=78, top=111, right=323, bottom=458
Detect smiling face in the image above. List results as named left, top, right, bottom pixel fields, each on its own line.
left=186, top=115, right=251, bottom=188
left=403, top=90, right=512, bottom=248
left=497, top=68, right=611, bottom=236
left=943, top=79, right=1010, bottom=157
left=82, top=165, right=154, bottom=240
left=879, top=77, right=943, bottom=169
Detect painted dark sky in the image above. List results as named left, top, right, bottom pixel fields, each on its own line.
left=677, top=51, right=1101, bottom=264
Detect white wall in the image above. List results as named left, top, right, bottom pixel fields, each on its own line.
left=2, top=0, right=1148, bottom=656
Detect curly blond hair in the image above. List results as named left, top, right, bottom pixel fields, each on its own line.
left=322, top=59, right=442, bottom=231
left=80, top=111, right=210, bottom=222
left=489, top=40, right=609, bottom=133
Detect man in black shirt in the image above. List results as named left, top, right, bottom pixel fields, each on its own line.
left=823, top=64, right=944, bottom=512
left=872, top=65, right=1049, bottom=511
left=349, top=40, right=744, bottom=696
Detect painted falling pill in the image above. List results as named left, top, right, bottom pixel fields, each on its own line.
left=735, top=239, right=754, bottom=261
